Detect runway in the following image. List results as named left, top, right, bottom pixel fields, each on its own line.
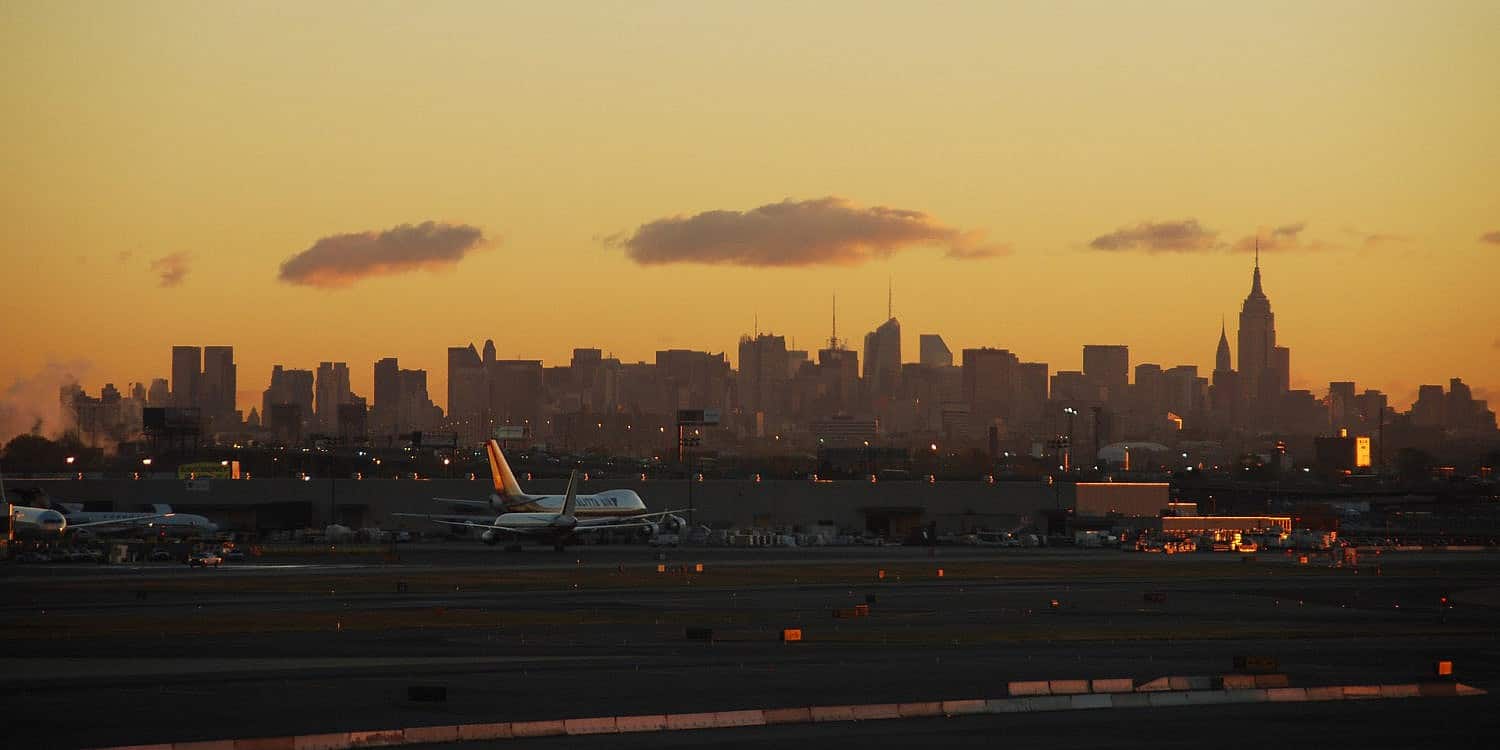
left=4, top=546, right=1497, bottom=748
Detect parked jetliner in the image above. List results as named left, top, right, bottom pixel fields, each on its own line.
left=57, top=503, right=218, bottom=539
left=4, top=501, right=173, bottom=538
left=402, top=463, right=687, bottom=550
left=432, top=440, right=679, bottom=522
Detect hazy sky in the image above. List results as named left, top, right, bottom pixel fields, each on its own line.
left=3, top=0, right=1498, bottom=422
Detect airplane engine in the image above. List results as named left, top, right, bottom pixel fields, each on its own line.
left=638, top=521, right=660, bottom=538
left=664, top=514, right=687, bottom=532
left=481, top=530, right=499, bottom=545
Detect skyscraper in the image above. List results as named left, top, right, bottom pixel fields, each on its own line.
left=1237, top=247, right=1277, bottom=407
left=315, top=361, right=352, bottom=433
left=919, top=334, right=953, bottom=368
left=201, top=346, right=237, bottom=428
left=448, top=344, right=486, bottom=443
left=372, top=357, right=400, bottom=433
left=862, top=317, right=901, bottom=400
left=171, top=346, right=201, bottom=408
left=1082, top=345, right=1129, bottom=401
left=738, top=333, right=789, bottom=431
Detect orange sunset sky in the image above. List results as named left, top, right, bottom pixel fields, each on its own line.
left=3, top=1, right=1498, bottom=426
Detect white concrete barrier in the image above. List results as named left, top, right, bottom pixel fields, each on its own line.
left=1456, top=684, right=1488, bottom=696
left=401, top=726, right=459, bottom=744
left=457, top=723, right=512, bottom=741
left=1183, top=691, right=1233, bottom=706
left=1266, top=688, right=1308, bottom=702
left=1069, top=694, right=1112, bottom=710
left=665, top=713, right=722, bottom=731
left=1020, top=696, right=1073, bottom=712
left=984, top=698, right=1028, bottom=714
left=1253, top=674, right=1289, bottom=688
left=293, top=734, right=350, bottom=750
left=1008, top=680, right=1050, bottom=696
left=713, top=710, right=767, bottom=728
left=763, top=708, right=812, bottom=725
left=1135, top=677, right=1173, bottom=692
left=1342, top=685, right=1381, bottom=700
left=1110, top=693, right=1152, bottom=709
left=809, top=705, right=858, bottom=723
left=345, top=730, right=403, bottom=747
left=849, top=704, right=900, bottom=721
left=1221, top=675, right=1257, bottom=689
left=509, top=720, right=566, bottom=738
left=941, top=699, right=987, bottom=716
left=898, top=702, right=943, bottom=718
left=1167, top=676, right=1212, bottom=691
left=564, top=717, right=618, bottom=735
left=1146, top=692, right=1192, bottom=707
left=1224, top=689, right=1269, bottom=704
left=614, top=715, right=668, bottom=733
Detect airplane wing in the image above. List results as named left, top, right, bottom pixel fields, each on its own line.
left=571, top=520, right=660, bottom=532
left=67, top=513, right=173, bottom=529
left=627, top=508, right=693, bottom=520
left=432, top=497, right=492, bottom=510
left=425, top=518, right=538, bottom=535
left=393, top=514, right=538, bottom=535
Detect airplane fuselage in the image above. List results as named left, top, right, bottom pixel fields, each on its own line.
left=502, top=489, right=646, bottom=516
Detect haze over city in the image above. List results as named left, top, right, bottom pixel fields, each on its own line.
left=4, top=1, right=1499, bottom=431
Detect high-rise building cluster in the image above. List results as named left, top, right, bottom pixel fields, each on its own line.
left=50, top=256, right=1497, bottom=466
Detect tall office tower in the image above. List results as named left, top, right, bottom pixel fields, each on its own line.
left=1410, top=385, right=1446, bottom=427
left=171, top=346, right=202, bottom=408
left=262, top=365, right=315, bottom=437
left=314, top=362, right=352, bottom=433
left=1162, top=365, right=1204, bottom=418
left=1209, top=321, right=1238, bottom=426
left=398, top=367, right=440, bottom=432
left=1013, top=361, right=1049, bottom=430
left=1236, top=247, right=1277, bottom=408
left=1273, top=346, right=1291, bottom=394
left=570, top=348, right=604, bottom=410
left=1082, top=345, right=1129, bottom=402
left=372, top=358, right=400, bottom=433
left=201, top=346, right=237, bottom=428
left=655, top=349, right=731, bottom=410
left=489, top=360, right=545, bottom=429
left=962, top=347, right=1018, bottom=431
left=862, top=317, right=902, bottom=401
left=919, top=334, right=953, bottom=368
left=1328, top=381, right=1357, bottom=434
left=1136, top=363, right=1166, bottom=417
left=448, top=344, right=486, bottom=443
left=482, top=339, right=496, bottom=366
left=738, top=333, right=789, bottom=431
left=147, top=378, right=171, bottom=406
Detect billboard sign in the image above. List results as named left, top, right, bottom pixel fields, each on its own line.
left=495, top=426, right=528, bottom=440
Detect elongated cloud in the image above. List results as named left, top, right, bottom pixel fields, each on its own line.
left=1088, top=219, right=1218, bottom=253
left=279, top=221, right=487, bottom=288
left=1232, top=223, right=1338, bottom=253
left=611, top=197, right=1005, bottom=267
left=1481, top=231, right=1500, bottom=245
left=150, top=252, right=192, bottom=287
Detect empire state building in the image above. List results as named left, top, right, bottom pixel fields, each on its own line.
left=1237, top=246, right=1277, bottom=403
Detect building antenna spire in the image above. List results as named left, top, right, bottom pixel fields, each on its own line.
left=1255, top=236, right=1260, bottom=269
left=887, top=276, right=893, bottom=320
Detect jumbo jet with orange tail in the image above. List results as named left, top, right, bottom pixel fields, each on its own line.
left=396, top=440, right=689, bottom=550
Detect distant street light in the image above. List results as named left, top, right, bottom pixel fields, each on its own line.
left=65, top=456, right=75, bottom=465
left=141, top=458, right=152, bottom=466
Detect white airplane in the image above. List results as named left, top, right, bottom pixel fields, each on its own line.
left=57, top=503, right=218, bottom=539
left=401, top=462, right=687, bottom=550
left=4, top=501, right=174, bottom=538
left=432, top=440, right=680, bottom=522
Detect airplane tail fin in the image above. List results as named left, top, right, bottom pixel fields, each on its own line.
left=151, top=503, right=174, bottom=514
left=561, top=470, right=579, bottom=518
left=485, top=440, right=526, bottom=501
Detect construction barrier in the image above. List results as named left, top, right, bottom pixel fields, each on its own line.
left=1091, top=678, right=1134, bottom=694
left=1007, top=681, right=1050, bottom=696
left=95, top=681, right=1489, bottom=750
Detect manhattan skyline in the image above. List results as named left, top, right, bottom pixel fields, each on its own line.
left=3, top=2, right=1498, bottom=421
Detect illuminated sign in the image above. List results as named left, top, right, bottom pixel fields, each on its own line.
left=1355, top=437, right=1372, bottom=468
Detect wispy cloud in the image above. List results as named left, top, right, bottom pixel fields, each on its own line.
left=1088, top=219, right=1218, bottom=253
left=278, top=221, right=487, bottom=288
left=150, top=252, right=192, bottom=287
left=1231, top=222, right=1339, bottom=253
left=1342, top=226, right=1411, bottom=249
left=1481, top=231, right=1500, bottom=245
left=610, top=197, right=1006, bottom=266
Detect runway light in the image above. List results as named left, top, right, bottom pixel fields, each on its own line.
left=65, top=456, right=75, bottom=465
left=141, top=458, right=153, bottom=466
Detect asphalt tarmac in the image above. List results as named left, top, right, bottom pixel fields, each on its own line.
left=3, top=545, right=1497, bottom=749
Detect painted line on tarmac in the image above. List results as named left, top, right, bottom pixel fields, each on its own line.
left=88, top=679, right=1487, bottom=750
